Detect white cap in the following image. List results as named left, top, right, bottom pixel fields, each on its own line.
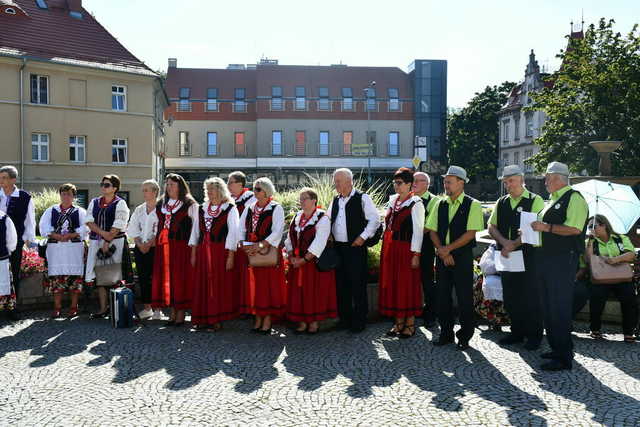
left=442, top=165, right=469, bottom=183
left=498, top=164, right=524, bottom=180
left=545, top=161, right=570, bottom=176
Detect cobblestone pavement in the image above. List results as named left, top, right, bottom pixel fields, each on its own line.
left=1, top=313, right=639, bottom=426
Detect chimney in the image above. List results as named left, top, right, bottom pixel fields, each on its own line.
left=168, top=58, right=177, bottom=68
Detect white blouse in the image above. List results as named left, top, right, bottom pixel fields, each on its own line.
left=39, top=205, right=88, bottom=240
left=84, top=198, right=130, bottom=232
left=386, top=194, right=425, bottom=253
left=238, top=200, right=285, bottom=248
left=285, top=209, right=331, bottom=258
left=142, top=199, right=199, bottom=246
left=188, top=202, right=240, bottom=250
left=128, top=203, right=155, bottom=241
left=1, top=212, right=17, bottom=254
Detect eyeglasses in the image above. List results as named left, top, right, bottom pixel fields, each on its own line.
left=254, top=187, right=263, bottom=193
left=100, top=182, right=112, bottom=188
left=392, top=181, right=406, bottom=186
left=299, top=197, right=311, bottom=203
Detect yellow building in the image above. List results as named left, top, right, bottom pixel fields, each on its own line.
left=0, top=0, right=167, bottom=207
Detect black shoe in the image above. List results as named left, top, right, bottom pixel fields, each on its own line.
left=335, top=321, right=350, bottom=331
left=456, top=340, right=470, bottom=350
left=349, top=324, right=366, bottom=334
left=258, top=328, right=273, bottom=335
left=433, top=337, right=454, bottom=346
left=499, top=335, right=524, bottom=345
left=250, top=327, right=260, bottom=333
left=524, top=340, right=541, bottom=351
left=540, top=360, right=572, bottom=371
left=7, top=310, right=20, bottom=321
left=90, top=311, right=108, bottom=319
left=540, top=351, right=557, bottom=360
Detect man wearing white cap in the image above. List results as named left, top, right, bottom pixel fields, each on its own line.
left=426, top=165, right=484, bottom=350
left=531, top=161, right=588, bottom=371
left=488, top=165, right=545, bottom=350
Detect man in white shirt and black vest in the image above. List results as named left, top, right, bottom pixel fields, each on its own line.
left=0, top=165, right=36, bottom=321
left=328, top=168, right=380, bottom=333
left=488, top=165, right=545, bottom=350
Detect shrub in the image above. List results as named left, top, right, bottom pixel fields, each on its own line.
left=31, top=187, right=60, bottom=229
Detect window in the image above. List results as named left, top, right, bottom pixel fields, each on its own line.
left=295, top=86, right=306, bottom=110
left=271, top=86, right=283, bottom=111
left=4, top=7, right=16, bottom=14
left=526, top=115, right=534, bottom=137
left=30, top=75, right=49, bottom=104
left=295, top=131, right=305, bottom=155
left=69, top=135, right=85, bottom=162
left=112, top=85, right=126, bottom=111
left=319, top=131, right=329, bottom=156
left=514, top=151, right=520, bottom=166
left=76, top=190, right=89, bottom=209
left=514, top=117, right=520, bottom=140
left=388, top=88, right=400, bottom=111
left=112, top=139, right=127, bottom=163
left=234, top=88, right=246, bottom=112
left=341, top=87, right=353, bottom=111
left=177, top=87, right=191, bottom=112
left=502, top=153, right=509, bottom=167
left=36, top=0, right=48, bottom=9
left=234, top=132, right=246, bottom=156
left=366, top=88, right=376, bottom=112
left=343, top=131, right=352, bottom=155
left=318, top=87, right=329, bottom=111
left=388, top=132, right=399, bottom=156
left=31, top=133, right=49, bottom=161
left=207, top=132, right=217, bottom=156
left=178, top=131, right=190, bottom=156
left=502, top=120, right=510, bottom=142
left=206, top=88, right=218, bottom=111
left=524, top=149, right=533, bottom=172
left=272, top=131, right=283, bottom=155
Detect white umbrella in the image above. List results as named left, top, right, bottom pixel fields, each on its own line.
left=572, top=179, right=640, bottom=234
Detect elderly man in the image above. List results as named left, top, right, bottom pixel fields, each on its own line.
left=412, top=172, right=439, bottom=327
left=327, top=168, right=380, bottom=333
left=488, top=165, right=545, bottom=349
left=531, top=161, right=588, bottom=371
left=0, top=165, right=36, bottom=320
left=426, top=166, right=484, bottom=350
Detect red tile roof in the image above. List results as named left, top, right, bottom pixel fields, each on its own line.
left=0, top=0, right=155, bottom=76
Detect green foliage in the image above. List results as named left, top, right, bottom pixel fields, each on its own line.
left=447, top=81, right=517, bottom=181
left=527, top=19, right=640, bottom=175
left=31, top=188, right=59, bottom=227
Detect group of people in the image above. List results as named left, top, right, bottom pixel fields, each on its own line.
left=0, top=160, right=637, bottom=372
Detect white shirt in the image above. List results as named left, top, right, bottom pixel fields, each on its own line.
left=128, top=202, right=155, bottom=241
left=189, top=202, right=240, bottom=250
left=285, top=209, right=331, bottom=258
left=386, top=194, right=425, bottom=252
left=39, top=205, right=88, bottom=240
left=1, top=212, right=17, bottom=254
left=238, top=200, right=285, bottom=248
left=0, top=186, right=36, bottom=243
left=142, top=199, right=199, bottom=246
left=84, top=197, right=130, bottom=232
left=327, top=188, right=380, bottom=243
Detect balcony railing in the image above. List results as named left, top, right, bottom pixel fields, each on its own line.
left=271, top=140, right=391, bottom=157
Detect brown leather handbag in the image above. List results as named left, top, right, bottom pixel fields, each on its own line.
left=247, top=244, right=278, bottom=268
left=588, top=240, right=633, bottom=285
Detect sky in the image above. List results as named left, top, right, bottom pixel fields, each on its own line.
left=84, top=0, right=639, bottom=108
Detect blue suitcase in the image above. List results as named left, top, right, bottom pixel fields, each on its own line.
left=109, top=287, right=135, bottom=328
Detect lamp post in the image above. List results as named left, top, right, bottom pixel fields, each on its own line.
left=589, top=140, right=621, bottom=176
left=364, top=81, right=375, bottom=185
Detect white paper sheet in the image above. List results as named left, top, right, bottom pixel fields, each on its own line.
left=482, top=275, right=503, bottom=301
left=493, top=250, right=525, bottom=272
left=519, top=211, right=540, bottom=245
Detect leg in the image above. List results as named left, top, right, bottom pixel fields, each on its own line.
left=9, top=242, right=23, bottom=300
left=97, top=287, right=108, bottom=312
left=523, top=257, right=543, bottom=345
left=70, top=292, right=79, bottom=310
left=435, top=260, right=455, bottom=341
left=544, top=253, right=577, bottom=367
left=452, top=253, right=475, bottom=344
left=349, top=246, right=369, bottom=330
left=589, top=283, right=609, bottom=333
left=501, top=271, right=525, bottom=340
left=334, top=244, right=353, bottom=327
left=421, top=247, right=436, bottom=323
left=611, top=282, right=638, bottom=337
left=53, top=293, right=62, bottom=314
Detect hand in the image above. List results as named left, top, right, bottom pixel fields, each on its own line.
left=291, top=257, right=305, bottom=269
left=190, top=248, right=197, bottom=267
left=604, top=257, right=616, bottom=265
left=225, top=254, right=234, bottom=271
left=500, top=240, right=516, bottom=258
left=351, top=237, right=365, bottom=247
left=531, top=221, right=549, bottom=232
left=443, top=254, right=455, bottom=267
left=244, top=243, right=258, bottom=256
left=411, top=255, right=420, bottom=269
left=101, top=240, right=110, bottom=253
left=438, top=245, right=451, bottom=258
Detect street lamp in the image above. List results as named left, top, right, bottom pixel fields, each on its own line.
left=364, top=81, right=376, bottom=185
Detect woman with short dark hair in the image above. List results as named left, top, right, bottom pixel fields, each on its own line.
left=39, top=183, right=87, bottom=318
left=379, top=167, right=425, bottom=338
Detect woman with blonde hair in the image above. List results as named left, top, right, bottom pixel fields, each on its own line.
left=190, top=177, right=240, bottom=332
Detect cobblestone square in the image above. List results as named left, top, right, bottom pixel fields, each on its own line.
left=1, top=314, right=640, bottom=426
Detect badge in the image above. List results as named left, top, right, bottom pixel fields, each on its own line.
left=516, top=206, right=523, bottom=213
left=554, top=203, right=561, bottom=209
left=618, top=243, right=625, bottom=251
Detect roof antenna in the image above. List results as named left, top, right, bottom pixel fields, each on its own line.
left=581, top=9, right=585, bottom=31
left=570, top=21, right=574, bottom=33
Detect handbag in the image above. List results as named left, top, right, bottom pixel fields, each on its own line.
left=588, top=240, right=633, bottom=285
left=94, top=254, right=123, bottom=287
left=247, top=244, right=278, bottom=268
left=316, top=245, right=340, bottom=272
left=37, top=207, right=75, bottom=260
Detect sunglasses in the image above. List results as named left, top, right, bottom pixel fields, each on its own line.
left=100, top=182, right=112, bottom=188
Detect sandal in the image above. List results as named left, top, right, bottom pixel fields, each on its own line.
left=67, top=307, right=78, bottom=318
left=400, top=324, right=416, bottom=339
left=51, top=309, right=62, bottom=319
left=590, top=331, right=603, bottom=339
left=386, top=322, right=405, bottom=337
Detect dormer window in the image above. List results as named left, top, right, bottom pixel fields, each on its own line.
left=4, top=7, right=16, bottom=14
left=35, top=0, right=48, bottom=9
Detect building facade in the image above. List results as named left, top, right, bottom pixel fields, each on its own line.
left=163, top=58, right=447, bottom=197
left=0, top=0, right=168, bottom=207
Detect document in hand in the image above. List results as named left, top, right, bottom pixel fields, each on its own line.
left=494, top=250, right=525, bottom=272
left=519, top=211, right=540, bottom=245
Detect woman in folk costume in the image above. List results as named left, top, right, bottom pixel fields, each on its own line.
left=85, top=175, right=131, bottom=319
left=39, top=183, right=87, bottom=318
left=0, top=211, right=17, bottom=311
left=144, top=173, right=198, bottom=327
left=379, top=167, right=425, bottom=338
left=239, top=177, right=286, bottom=334
left=190, top=177, right=240, bottom=332
left=285, top=187, right=337, bottom=334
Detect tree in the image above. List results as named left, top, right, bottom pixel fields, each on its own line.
left=527, top=19, right=640, bottom=175
left=447, top=81, right=516, bottom=182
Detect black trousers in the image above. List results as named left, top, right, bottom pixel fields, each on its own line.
left=589, top=282, right=638, bottom=336
left=9, top=241, right=23, bottom=306
left=420, top=238, right=436, bottom=322
left=335, top=243, right=368, bottom=327
left=501, top=251, right=542, bottom=343
left=134, top=246, right=155, bottom=304
left=436, top=250, right=475, bottom=342
left=536, top=250, right=578, bottom=366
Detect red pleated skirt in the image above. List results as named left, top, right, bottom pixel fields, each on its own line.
left=378, top=237, right=423, bottom=317
left=191, top=241, right=239, bottom=325
left=234, top=250, right=253, bottom=314
left=286, top=261, right=338, bottom=323
left=151, top=238, right=193, bottom=310
left=244, top=250, right=287, bottom=316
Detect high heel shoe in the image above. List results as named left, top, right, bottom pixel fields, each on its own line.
left=89, top=310, right=108, bottom=319
left=386, top=322, right=405, bottom=337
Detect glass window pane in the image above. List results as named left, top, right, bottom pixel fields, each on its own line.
left=30, top=75, right=38, bottom=103
left=318, top=87, right=329, bottom=98
left=32, top=144, right=38, bottom=160
left=42, top=134, right=48, bottom=142
left=78, top=146, right=85, bottom=161
left=341, top=87, right=352, bottom=97
left=295, top=87, right=305, bottom=97
left=271, top=86, right=282, bottom=97
left=41, top=145, right=48, bottom=160
left=207, top=88, right=217, bottom=99
left=295, top=131, right=305, bottom=155
left=388, top=88, right=398, bottom=98
left=235, top=88, right=245, bottom=99
left=179, top=87, right=190, bottom=98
